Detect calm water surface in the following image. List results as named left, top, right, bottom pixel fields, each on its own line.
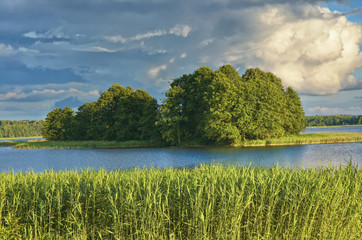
left=0, top=126, right=361, bottom=172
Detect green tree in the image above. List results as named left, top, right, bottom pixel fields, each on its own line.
left=42, top=107, right=75, bottom=140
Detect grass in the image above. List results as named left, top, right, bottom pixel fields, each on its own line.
left=237, top=132, right=362, bottom=147
left=0, top=136, right=43, bottom=140
left=306, top=124, right=362, bottom=128
left=0, top=140, right=161, bottom=149
left=0, top=164, right=360, bottom=239
left=1, top=133, right=362, bottom=149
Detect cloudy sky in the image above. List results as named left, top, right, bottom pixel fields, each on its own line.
left=0, top=0, right=361, bottom=120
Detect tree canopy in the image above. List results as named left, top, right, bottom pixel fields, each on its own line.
left=43, top=65, right=306, bottom=144
left=43, top=84, right=159, bottom=141
left=0, top=120, right=43, bottom=138
left=158, top=65, right=306, bottom=144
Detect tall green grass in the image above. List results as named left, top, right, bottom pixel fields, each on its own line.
left=0, top=140, right=160, bottom=149
left=0, top=164, right=360, bottom=239
left=242, top=132, right=362, bottom=146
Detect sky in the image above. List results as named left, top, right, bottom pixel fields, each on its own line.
left=0, top=0, right=361, bottom=120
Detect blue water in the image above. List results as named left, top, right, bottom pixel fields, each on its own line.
left=0, top=126, right=361, bottom=172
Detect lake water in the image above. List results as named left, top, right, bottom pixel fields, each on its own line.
left=0, top=126, right=361, bottom=172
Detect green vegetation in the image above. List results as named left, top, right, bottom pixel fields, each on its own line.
left=0, top=164, right=360, bottom=239
left=2, top=133, right=361, bottom=149
left=158, top=66, right=305, bottom=145
left=43, top=66, right=305, bottom=145
left=241, top=132, right=362, bottom=146
left=43, top=85, right=159, bottom=142
left=0, top=120, right=43, bottom=138
left=306, top=115, right=362, bottom=127
left=0, top=140, right=160, bottom=149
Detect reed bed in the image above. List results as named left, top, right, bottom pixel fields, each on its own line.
left=243, top=132, right=362, bottom=146
left=0, top=140, right=158, bottom=149
left=0, top=164, right=360, bottom=239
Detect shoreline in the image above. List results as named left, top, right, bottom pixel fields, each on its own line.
left=306, top=124, right=362, bottom=128
left=1, top=132, right=362, bottom=149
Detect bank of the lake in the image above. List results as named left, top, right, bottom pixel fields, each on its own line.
left=306, top=124, right=362, bottom=128
left=0, top=164, right=360, bottom=239
left=1, top=132, right=362, bottom=149
left=0, top=136, right=42, bottom=140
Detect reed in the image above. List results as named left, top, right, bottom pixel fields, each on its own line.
left=0, top=140, right=159, bottom=149
left=0, top=164, right=360, bottom=239
left=242, top=132, right=362, bottom=146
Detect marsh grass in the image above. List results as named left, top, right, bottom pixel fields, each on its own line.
left=0, top=164, right=360, bottom=239
left=1, top=133, right=361, bottom=149
left=0, top=140, right=160, bottom=149
left=242, top=132, right=362, bottom=146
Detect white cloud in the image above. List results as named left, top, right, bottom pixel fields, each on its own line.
left=180, top=53, right=187, bottom=59
left=169, top=25, right=192, bottom=38
left=33, top=89, right=66, bottom=94
left=148, top=64, right=167, bottom=78
left=104, top=24, right=191, bottom=43
left=307, top=106, right=362, bottom=115
left=0, top=43, right=15, bottom=56
left=224, top=5, right=362, bottom=95
left=308, top=106, right=341, bottom=114
left=0, top=89, right=27, bottom=101
left=86, top=46, right=116, bottom=53
left=200, top=38, right=214, bottom=47
left=23, top=27, right=68, bottom=39
left=104, top=35, right=127, bottom=43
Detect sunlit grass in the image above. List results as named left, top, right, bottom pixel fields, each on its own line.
left=241, top=132, right=362, bottom=146
left=0, top=140, right=159, bottom=149
left=0, top=164, right=360, bottom=239
left=1, top=133, right=361, bottom=149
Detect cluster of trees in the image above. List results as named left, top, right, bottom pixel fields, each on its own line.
left=158, top=65, right=305, bottom=144
left=43, top=85, right=159, bottom=141
left=43, top=65, right=306, bottom=144
left=0, top=120, right=43, bottom=138
left=306, top=115, right=362, bottom=126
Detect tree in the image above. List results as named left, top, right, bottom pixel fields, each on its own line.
left=160, top=65, right=305, bottom=145
left=42, top=107, right=75, bottom=140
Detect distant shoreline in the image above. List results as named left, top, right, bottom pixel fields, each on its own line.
left=0, top=136, right=43, bottom=140
left=1, top=133, right=362, bottom=149
left=306, top=124, right=362, bottom=128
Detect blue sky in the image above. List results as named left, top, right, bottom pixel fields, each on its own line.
left=0, top=0, right=361, bottom=120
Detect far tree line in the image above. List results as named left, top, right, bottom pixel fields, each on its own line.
left=0, top=120, right=43, bottom=138
left=42, top=65, right=307, bottom=145
left=306, top=115, right=362, bottom=126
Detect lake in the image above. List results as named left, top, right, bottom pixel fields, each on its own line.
left=1, top=126, right=361, bottom=172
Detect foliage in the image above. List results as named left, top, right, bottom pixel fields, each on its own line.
left=0, top=164, right=360, bottom=239
left=42, top=65, right=306, bottom=144
left=306, top=115, right=362, bottom=126
left=42, top=107, right=75, bottom=140
left=159, top=65, right=306, bottom=144
left=43, top=84, right=160, bottom=141
left=0, top=120, right=43, bottom=138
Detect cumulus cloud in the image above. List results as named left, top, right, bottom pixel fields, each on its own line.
left=148, top=64, right=167, bottom=78
left=224, top=5, right=362, bottom=95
